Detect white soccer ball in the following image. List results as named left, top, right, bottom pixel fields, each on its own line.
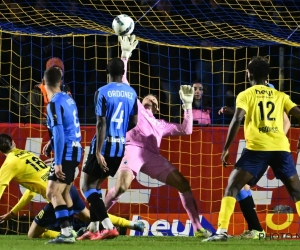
left=112, top=14, right=135, bottom=36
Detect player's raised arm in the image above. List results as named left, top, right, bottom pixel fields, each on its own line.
left=162, top=85, right=194, bottom=137
left=119, top=35, right=139, bottom=85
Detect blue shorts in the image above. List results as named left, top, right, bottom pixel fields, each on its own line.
left=235, top=149, right=297, bottom=186
left=34, top=186, right=85, bottom=228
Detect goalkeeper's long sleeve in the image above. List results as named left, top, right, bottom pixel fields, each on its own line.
left=162, top=110, right=193, bottom=137
left=121, top=58, right=129, bottom=85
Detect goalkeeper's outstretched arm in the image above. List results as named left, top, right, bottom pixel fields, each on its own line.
left=121, top=58, right=129, bottom=85
left=119, top=35, right=138, bottom=85
left=162, top=85, right=194, bottom=137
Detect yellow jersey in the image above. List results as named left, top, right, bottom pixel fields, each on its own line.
left=0, top=148, right=49, bottom=214
left=236, top=85, right=297, bottom=151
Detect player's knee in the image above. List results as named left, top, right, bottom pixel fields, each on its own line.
left=224, top=185, right=240, bottom=197
left=116, top=183, right=128, bottom=195
left=27, top=233, right=36, bottom=239
left=27, top=232, right=33, bottom=238
left=46, top=188, right=53, bottom=200
left=243, top=184, right=250, bottom=191
left=177, top=177, right=191, bottom=193
left=46, top=188, right=59, bottom=201
left=80, top=182, right=88, bottom=193
left=289, top=190, right=300, bottom=202
left=27, top=230, right=38, bottom=238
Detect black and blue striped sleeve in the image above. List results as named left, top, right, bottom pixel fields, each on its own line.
left=95, top=89, right=106, bottom=117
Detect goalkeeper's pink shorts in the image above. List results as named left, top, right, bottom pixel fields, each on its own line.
left=118, top=145, right=176, bottom=183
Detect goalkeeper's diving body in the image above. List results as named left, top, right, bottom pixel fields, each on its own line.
left=0, top=134, right=145, bottom=238
left=102, top=35, right=212, bottom=238
left=204, top=56, right=300, bottom=242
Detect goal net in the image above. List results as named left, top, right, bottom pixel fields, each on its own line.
left=0, top=0, right=299, bottom=236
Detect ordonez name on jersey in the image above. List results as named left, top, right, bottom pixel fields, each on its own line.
left=107, top=90, right=134, bottom=100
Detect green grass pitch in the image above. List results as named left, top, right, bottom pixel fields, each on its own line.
left=0, top=235, right=299, bottom=250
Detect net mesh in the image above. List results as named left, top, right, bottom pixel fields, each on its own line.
left=0, top=0, right=299, bottom=236
left=0, top=1, right=299, bottom=47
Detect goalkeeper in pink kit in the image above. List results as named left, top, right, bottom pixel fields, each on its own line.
left=104, top=35, right=212, bottom=238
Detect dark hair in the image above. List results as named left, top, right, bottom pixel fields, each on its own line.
left=247, top=56, right=270, bottom=82
left=107, top=58, right=125, bottom=77
left=0, top=134, right=13, bottom=153
left=191, top=82, right=211, bottom=111
left=191, top=79, right=201, bottom=85
left=44, top=67, right=62, bottom=88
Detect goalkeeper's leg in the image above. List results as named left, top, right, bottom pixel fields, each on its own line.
left=105, top=146, right=144, bottom=211
left=162, top=172, right=211, bottom=237
left=138, top=152, right=211, bottom=238
left=104, top=169, right=134, bottom=210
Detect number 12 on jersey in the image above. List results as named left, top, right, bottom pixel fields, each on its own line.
left=112, top=102, right=124, bottom=129
left=258, top=101, right=275, bottom=121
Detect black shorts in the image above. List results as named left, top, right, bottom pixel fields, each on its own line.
left=48, top=160, right=79, bottom=185
left=34, top=186, right=86, bottom=228
left=235, top=149, right=297, bottom=186
left=82, top=154, right=122, bottom=179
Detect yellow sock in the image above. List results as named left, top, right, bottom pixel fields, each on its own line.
left=41, top=230, right=60, bottom=238
left=295, top=201, right=300, bottom=216
left=108, top=213, right=131, bottom=228
left=217, top=196, right=236, bottom=230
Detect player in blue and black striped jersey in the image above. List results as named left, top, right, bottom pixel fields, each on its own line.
left=43, top=67, right=83, bottom=244
left=80, top=58, right=138, bottom=241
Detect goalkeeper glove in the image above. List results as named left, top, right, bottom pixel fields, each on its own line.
left=119, top=35, right=139, bottom=59
left=179, top=85, right=194, bottom=110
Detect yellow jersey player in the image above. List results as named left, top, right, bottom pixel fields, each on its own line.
left=204, top=56, right=300, bottom=242
left=0, top=134, right=145, bottom=239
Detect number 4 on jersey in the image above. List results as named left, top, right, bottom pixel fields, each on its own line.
left=112, top=102, right=124, bottom=129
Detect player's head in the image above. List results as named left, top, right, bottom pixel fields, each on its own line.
left=247, top=56, right=270, bottom=85
left=192, top=80, right=203, bottom=100
left=46, top=57, right=64, bottom=77
left=107, top=58, right=125, bottom=81
left=142, top=94, right=159, bottom=114
left=43, top=67, right=62, bottom=90
left=0, top=134, right=15, bottom=154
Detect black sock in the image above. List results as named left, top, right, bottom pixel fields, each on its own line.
left=54, top=205, right=70, bottom=228
left=68, top=206, right=74, bottom=225
left=97, top=191, right=105, bottom=231
left=86, top=192, right=109, bottom=222
left=239, top=196, right=263, bottom=231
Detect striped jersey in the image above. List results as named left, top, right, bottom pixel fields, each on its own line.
left=90, top=82, right=138, bottom=157
left=46, top=92, right=82, bottom=164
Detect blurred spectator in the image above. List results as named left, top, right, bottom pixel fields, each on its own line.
left=191, top=80, right=211, bottom=125
left=24, top=57, right=71, bottom=124
left=195, top=49, right=233, bottom=124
